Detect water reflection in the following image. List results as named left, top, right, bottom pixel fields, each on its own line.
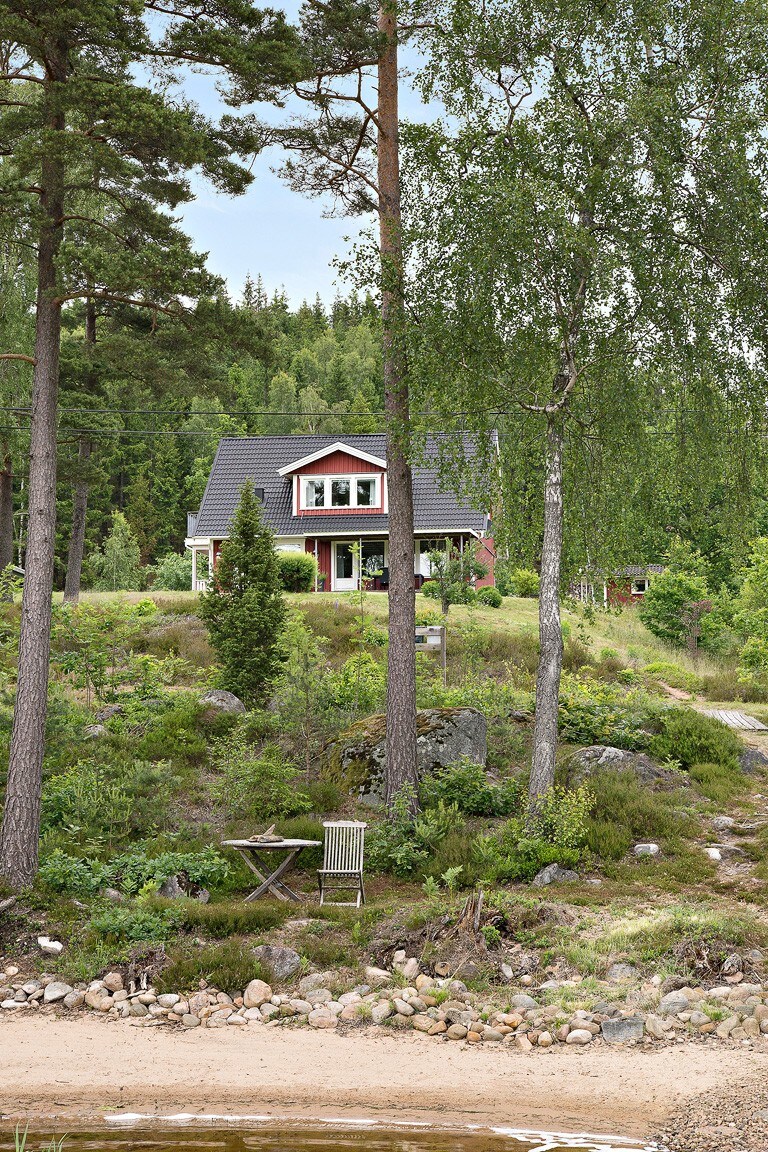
left=0, top=1124, right=656, bottom=1152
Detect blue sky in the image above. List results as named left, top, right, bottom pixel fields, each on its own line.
left=175, top=40, right=432, bottom=308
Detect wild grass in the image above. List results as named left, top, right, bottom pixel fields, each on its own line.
left=688, top=761, right=747, bottom=805
left=581, top=769, right=700, bottom=861
left=150, top=897, right=293, bottom=938
left=157, top=937, right=269, bottom=994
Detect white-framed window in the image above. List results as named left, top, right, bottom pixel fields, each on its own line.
left=299, top=474, right=379, bottom=510
left=631, top=578, right=649, bottom=595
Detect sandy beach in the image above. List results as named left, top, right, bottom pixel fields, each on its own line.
left=1, top=1017, right=765, bottom=1139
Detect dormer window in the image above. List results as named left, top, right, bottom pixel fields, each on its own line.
left=299, top=474, right=380, bottom=511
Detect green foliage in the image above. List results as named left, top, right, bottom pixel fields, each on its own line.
left=688, top=761, right=746, bottom=804
left=90, top=905, right=186, bottom=944
left=643, top=661, right=704, bottom=694
left=420, top=758, right=522, bottom=816
left=581, top=770, right=697, bottom=860
left=276, top=549, right=318, bottom=592
left=638, top=571, right=711, bottom=648
left=105, top=846, right=231, bottom=895
left=156, top=898, right=291, bottom=937
left=158, top=939, right=269, bottom=995
left=367, top=787, right=460, bottom=876
left=423, top=544, right=487, bottom=614
left=52, top=599, right=157, bottom=704
left=41, top=763, right=133, bottom=848
left=38, top=849, right=109, bottom=896
left=476, top=784, right=593, bottom=882
left=558, top=674, right=663, bottom=750
left=209, top=728, right=311, bottom=820
left=89, top=512, right=144, bottom=592
left=649, top=709, right=742, bottom=770
left=509, top=568, right=541, bottom=598
left=199, top=482, right=286, bottom=707
left=151, top=552, right=195, bottom=591
left=327, top=650, right=386, bottom=716
left=476, top=586, right=503, bottom=608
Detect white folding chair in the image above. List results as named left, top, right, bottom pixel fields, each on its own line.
left=317, top=820, right=367, bottom=907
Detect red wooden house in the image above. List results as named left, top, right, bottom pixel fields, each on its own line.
left=186, top=434, right=496, bottom=593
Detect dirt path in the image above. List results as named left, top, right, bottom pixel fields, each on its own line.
left=1, top=1017, right=767, bottom=1140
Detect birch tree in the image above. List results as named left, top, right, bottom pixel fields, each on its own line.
left=404, top=0, right=768, bottom=807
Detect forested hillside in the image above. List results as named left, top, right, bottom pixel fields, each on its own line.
left=0, top=275, right=385, bottom=583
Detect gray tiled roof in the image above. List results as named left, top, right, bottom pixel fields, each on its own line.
left=193, top=434, right=489, bottom=539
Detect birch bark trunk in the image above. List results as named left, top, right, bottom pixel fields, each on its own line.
left=529, top=415, right=564, bottom=807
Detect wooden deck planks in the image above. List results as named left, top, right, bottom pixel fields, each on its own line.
left=702, top=708, right=768, bottom=731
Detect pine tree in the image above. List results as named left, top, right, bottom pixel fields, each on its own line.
left=199, top=482, right=286, bottom=707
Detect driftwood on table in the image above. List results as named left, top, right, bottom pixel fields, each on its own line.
left=249, top=824, right=283, bottom=844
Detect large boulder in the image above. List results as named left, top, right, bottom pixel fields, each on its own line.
left=329, top=708, right=487, bottom=805
left=252, top=945, right=302, bottom=983
left=568, top=745, right=689, bottom=790
left=199, top=689, right=246, bottom=715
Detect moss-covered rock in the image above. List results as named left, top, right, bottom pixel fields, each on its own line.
left=326, top=707, right=487, bottom=805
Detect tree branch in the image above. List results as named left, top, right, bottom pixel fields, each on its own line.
left=0, top=354, right=35, bottom=365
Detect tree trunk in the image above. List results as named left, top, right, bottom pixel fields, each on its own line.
left=63, top=436, right=91, bottom=604
left=0, top=53, right=65, bottom=890
left=378, top=0, right=417, bottom=811
left=0, top=450, right=13, bottom=590
left=529, top=415, right=564, bottom=809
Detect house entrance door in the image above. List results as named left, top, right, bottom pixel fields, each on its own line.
left=332, top=541, right=358, bottom=591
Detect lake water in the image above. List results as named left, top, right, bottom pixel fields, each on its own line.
left=1, top=1123, right=656, bottom=1152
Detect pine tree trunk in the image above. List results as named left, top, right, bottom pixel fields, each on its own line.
left=0, top=450, right=13, bottom=574
left=0, top=54, right=65, bottom=890
left=529, top=415, right=564, bottom=809
left=63, top=437, right=91, bottom=604
left=378, top=1, right=417, bottom=810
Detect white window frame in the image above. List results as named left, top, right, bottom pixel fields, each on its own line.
left=631, top=578, right=649, bottom=595
left=298, top=473, right=380, bottom=511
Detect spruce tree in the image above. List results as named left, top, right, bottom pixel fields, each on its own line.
left=199, top=483, right=286, bottom=707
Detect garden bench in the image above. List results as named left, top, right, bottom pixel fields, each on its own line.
left=318, top=820, right=367, bottom=908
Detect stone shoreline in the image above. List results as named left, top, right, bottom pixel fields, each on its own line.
left=4, top=951, right=768, bottom=1053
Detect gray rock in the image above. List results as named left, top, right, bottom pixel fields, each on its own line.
left=633, top=843, right=660, bottom=857
left=63, top=990, right=85, bottom=1009
left=532, top=863, right=578, bottom=886
left=565, top=1028, right=593, bottom=1045
left=103, top=887, right=126, bottom=904
left=569, top=746, right=688, bottom=790
left=182, top=1013, right=201, bottom=1027
left=606, top=963, right=640, bottom=982
left=84, top=724, right=107, bottom=738
left=42, top=981, right=72, bottom=1003
left=712, top=815, right=736, bottom=833
left=331, top=708, right=487, bottom=805
left=157, top=874, right=210, bottom=902
left=601, top=1016, right=645, bottom=1043
left=37, top=936, right=64, bottom=955
left=511, top=993, right=539, bottom=1010
left=252, top=944, right=302, bottom=983
left=740, top=748, right=768, bottom=775
left=658, top=990, right=689, bottom=1015
left=199, top=689, right=246, bottom=714
left=95, top=703, right=125, bottom=722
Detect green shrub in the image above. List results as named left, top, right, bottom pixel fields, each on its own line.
left=306, top=777, right=345, bottom=813
left=38, top=849, right=110, bottom=896
left=167, top=898, right=291, bottom=937
left=209, top=729, right=312, bottom=820
left=509, top=568, right=540, bottom=597
left=41, top=763, right=133, bottom=847
left=106, top=846, right=231, bottom=895
left=420, top=758, right=522, bottom=816
left=581, top=769, right=696, bottom=860
left=158, top=939, right=268, bottom=994
left=367, top=787, right=455, bottom=876
left=638, top=570, right=710, bottom=648
left=276, top=549, right=318, bottom=592
left=476, top=784, right=593, bottom=882
left=476, top=586, right=503, bottom=608
left=327, top=651, right=386, bottom=715
left=558, top=675, right=663, bottom=750
left=688, top=762, right=746, bottom=804
left=151, top=551, right=195, bottom=591
left=90, top=905, right=185, bottom=944
left=649, top=709, right=742, bottom=770
left=89, top=511, right=144, bottom=591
